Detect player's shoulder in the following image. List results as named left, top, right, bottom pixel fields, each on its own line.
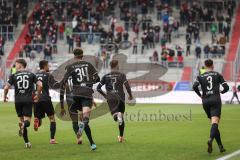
left=200, top=71, right=220, bottom=77
left=36, top=71, right=50, bottom=77
left=66, top=60, right=93, bottom=68
left=17, top=70, right=35, bottom=76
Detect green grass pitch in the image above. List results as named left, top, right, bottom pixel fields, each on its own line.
left=0, top=103, right=240, bottom=160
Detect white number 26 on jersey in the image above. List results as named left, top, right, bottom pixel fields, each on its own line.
left=17, top=75, right=29, bottom=89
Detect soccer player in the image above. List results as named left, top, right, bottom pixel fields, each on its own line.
left=60, top=76, right=83, bottom=144
left=3, top=59, right=42, bottom=148
left=97, top=60, right=133, bottom=142
left=60, top=48, right=100, bottom=150
left=192, top=59, right=229, bottom=153
left=34, top=60, right=60, bottom=144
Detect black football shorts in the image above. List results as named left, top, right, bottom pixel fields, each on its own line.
left=15, top=102, right=33, bottom=117
left=34, top=100, right=55, bottom=119
left=202, top=99, right=222, bottom=119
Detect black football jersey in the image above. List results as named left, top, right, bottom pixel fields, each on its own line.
left=100, top=71, right=129, bottom=100
left=63, top=60, right=99, bottom=97
left=35, top=71, right=58, bottom=101
left=194, top=71, right=227, bottom=99
left=7, top=70, right=38, bottom=102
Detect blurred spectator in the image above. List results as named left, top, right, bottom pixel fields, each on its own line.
left=0, top=36, right=5, bottom=55
left=161, top=35, right=167, bottom=48
left=152, top=50, right=159, bottom=62
left=75, top=36, right=81, bottom=47
left=132, top=37, right=137, bottom=54
left=204, top=44, right=210, bottom=58
left=230, top=84, right=240, bottom=104
left=176, top=45, right=183, bottom=57
left=22, top=8, right=28, bottom=24
left=223, top=21, right=230, bottom=41
left=211, top=23, right=217, bottom=42
left=186, top=34, right=191, bottom=56
left=44, top=44, right=53, bottom=61
left=68, top=35, right=74, bottom=53
left=199, top=66, right=206, bottom=75
left=218, top=34, right=227, bottom=51
left=148, top=29, right=155, bottom=48
left=10, top=64, right=16, bottom=75
left=19, top=50, right=24, bottom=58
left=102, top=49, right=110, bottom=68
left=195, top=44, right=202, bottom=59
left=161, top=50, right=168, bottom=67
left=30, top=49, right=36, bottom=60
left=59, top=23, right=65, bottom=40
left=123, top=32, right=129, bottom=42
left=193, top=25, right=200, bottom=43
left=24, top=34, right=32, bottom=45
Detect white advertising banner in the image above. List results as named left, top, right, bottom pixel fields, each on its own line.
left=0, top=89, right=239, bottom=104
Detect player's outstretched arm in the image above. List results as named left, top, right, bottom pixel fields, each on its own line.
left=3, top=84, right=10, bottom=102
left=124, top=80, right=133, bottom=100
left=34, top=80, right=43, bottom=102
left=221, top=82, right=229, bottom=94
left=192, top=80, right=202, bottom=98
left=59, top=83, right=66, bottom=116
left=97, top=83, right=107, bottom=98
left=219, top=74, right=229, bottom=94
left=49, top=74, right=61, bottom=89
left=4, top=75, right=13, bottom=102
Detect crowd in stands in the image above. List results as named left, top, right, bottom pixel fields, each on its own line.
left=183, top=0, right=234, bottom=59
left=19, top=0, right=237, bottom=68
left=22, top=1, right=58, bottom=60
left=0, top=36, right=5, bottom=56
left=0, top=0, right=30, bottom=60
left=0, top=0, right=29, bottom=41
left=140, top=0, right=236, bottom=66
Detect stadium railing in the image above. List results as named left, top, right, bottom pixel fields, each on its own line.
left=191, top=21, right=229, bottom=33
left=0, top=25, right=15, bottom=41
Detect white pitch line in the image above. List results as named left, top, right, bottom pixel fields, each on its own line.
left=216, top=150, right=240, bottom=160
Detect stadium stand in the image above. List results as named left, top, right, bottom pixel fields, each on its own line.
left=0, top=0, right=240, bottom=87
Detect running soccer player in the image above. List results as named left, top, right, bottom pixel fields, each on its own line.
left=3, top=59, right=42, bottom=148
left=192, top=59, right=229, bottom=153
left=60, top=76, right=83, bottom=144
left=60, top=48, right=100, bottom=150
left=97, top=60, right=133, bottom=142
left=34, top=60, right=60, bottom=144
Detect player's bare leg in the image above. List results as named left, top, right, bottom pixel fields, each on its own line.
left=117, top=112, right=125, bottom=143
left=78, top=106, right=96, bottom=150
left=48, top=115, right=57, bottom=144
left=69, top=110, right=83, bottom=144
left=76, top=112, right=83, bottom=144
left=18, top=117, right=24, bottom=136
left=21, top=116, right=31, bottom=148
left=207, top=116, right=225, bottom=153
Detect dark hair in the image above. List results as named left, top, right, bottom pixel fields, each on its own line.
left=110, top=60, right=119, bottom=69
left=73, top=48, right=83, bottom=58
left=204, top=59, right=213, bottom=68
left=39, top=60, right=48, bottom=69
left=16, top=59, right=27, bottom=68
